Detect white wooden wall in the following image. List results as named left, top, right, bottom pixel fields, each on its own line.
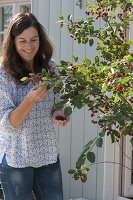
left=31, top=0, right=121, bottom=199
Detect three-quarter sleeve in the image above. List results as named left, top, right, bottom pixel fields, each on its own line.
left=0, top=70, right=20, bottom=136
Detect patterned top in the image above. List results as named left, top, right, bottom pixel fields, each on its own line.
left=0, top=60, right=59, bottom=168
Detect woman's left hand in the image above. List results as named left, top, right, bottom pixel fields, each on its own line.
left=52, top=110, right=70, bottom=126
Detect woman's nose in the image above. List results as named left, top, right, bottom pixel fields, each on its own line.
left=25, top=41, right=32, bottom=48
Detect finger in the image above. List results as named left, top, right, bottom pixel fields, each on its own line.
left=39, top=90, right=48, bottom=99
left=34, top=86, right=47, bottom=95
left=57, top=120, right=67, bottom=126
left=33, top=90, right=38, bottom=98
left=53, top=119, right=62, bottom=125
left=41, top=91, right=48, bottom=100
left=62, top=120, right=67, bottom=126
left=36, top=85, right=47, bottom=93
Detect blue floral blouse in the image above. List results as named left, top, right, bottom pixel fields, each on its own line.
left=0, top=60, right=59, bottom=168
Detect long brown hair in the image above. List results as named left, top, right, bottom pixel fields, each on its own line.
left=0, top=12, right=54, bottom=82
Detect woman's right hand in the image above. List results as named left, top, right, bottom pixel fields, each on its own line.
left=9, top=85, right=48, bottom=128
left=27, top=85, right=48, bottom=104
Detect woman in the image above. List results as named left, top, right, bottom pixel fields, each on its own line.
left=0, top=12, right=69, bottom=200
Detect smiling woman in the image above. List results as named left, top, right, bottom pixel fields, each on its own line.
left=0, top=12, right=69, bottom=200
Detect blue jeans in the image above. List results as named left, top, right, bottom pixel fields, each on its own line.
left=0, top=158, right=63, bottom=200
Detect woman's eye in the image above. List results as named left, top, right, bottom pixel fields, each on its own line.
left=31, top=39, right=37, bottom=42
left=18, top=39, right=38, bottom=44
left=20, top=40, right=26, bottom=43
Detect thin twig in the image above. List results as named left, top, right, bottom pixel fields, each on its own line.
left=117, top=142, right=133, bottom=161
left=90, top=160, right=132, bottom=171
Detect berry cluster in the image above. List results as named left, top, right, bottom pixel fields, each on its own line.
left=21, top=68, right=59, bottom=90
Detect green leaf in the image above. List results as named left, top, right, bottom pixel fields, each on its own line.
left=81, top=145, right=91, bottom=155
left=68, top=169, right=75, bottom=174
left=72, top=53, right=78, bottom=62
left=60, top=60, right=69, bottom=65
left=89, top=39, right=94, bottom=46
left=76, top=155, right=86, bottom=169
left=29, top=73, right=34, bottom=76
left=102, top=82, right=107, bottom=93
left=103, top=16, right=109, bottom=22
left=111, top=134, right=115, bottom=143
left=59, top=16, right=64, bottom=20
left=112, top=130, right=120, bottom=137
left=127, top=2, right=133, bottom=8
left=99, top=128, right=106, bottom=137
left=54, top=101, right=66, bottom=110
left=124, top=55, right=133, bottom=62
left=83, top=57, right=91, bottom=65
left=87, top=152, right=95, bottom=163
left=67, top=14, right=72, bottom=21
left=96, top=137, right=103, bottom=148
left=95, top=56, right=99, bottom=64
left=84, top=139, right=95, bottom=148
left=101, top=61, right=107, bottom=66
left=74, top=172, right=80, bottom=180
left=81, top=37, right=88, bottom=44
left=42, top=77, right=48, bottom=81
left=64, top=106, right=72, bottom=116
left=81, top=139, right=96, bottom=155
left=122, top=125, right=133, bottom=136
left=77, top=37, right=81, bottom=43
left=73, top=98, right=83, bottom=109
left=21, top=77, right=28, bottom=81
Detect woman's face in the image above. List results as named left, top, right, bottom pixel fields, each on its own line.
left=15, top=26, right=39, bottom=68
